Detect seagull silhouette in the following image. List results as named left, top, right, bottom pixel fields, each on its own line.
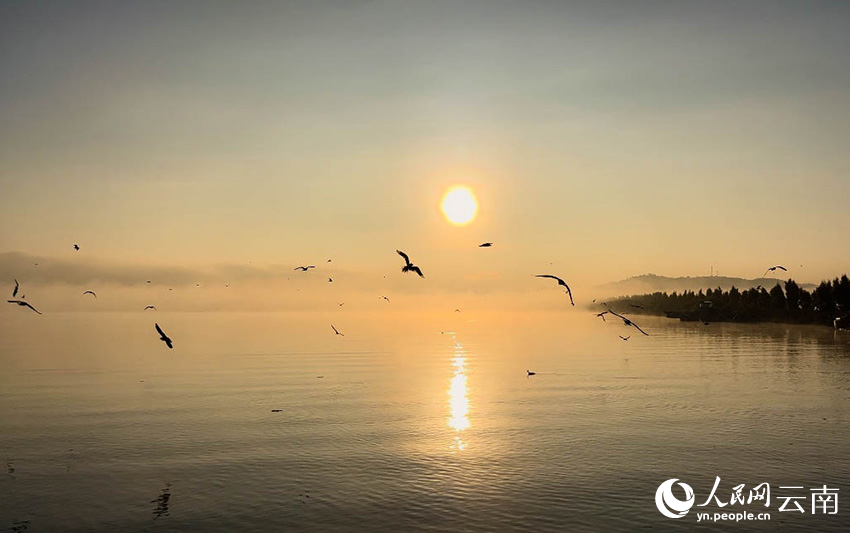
left=764, top=265, right=788, bottom=276
left=596, top=311, right=610, bottom=322
left=527, top=370, right=536, bottom=376
left=12, top=279, right=19, bottom=298
left=83, top=290, right=97, bottom=299
left=328, top=277, right=333, bottom=283
left=535, top=275, right=574, bottom=306
left=607, top=309, right=649, bottom=336
left=294, top=265, right=315, bottom=271
left=381, top=296, right=390, bottom=302
left=479, top=242, right=493, bottom=247
left=7, top=300, right=41, bottom=314
left=144, top=305, right=156, bottom=311
left=155, top=323, right=173, bottom=349
left=331, top=325, right=344, bottom=336
left=396, top=250, right=424, bottom=277
left=619, top=335, right=630, bottom=341
left=73, top=244, right=80, bottom=251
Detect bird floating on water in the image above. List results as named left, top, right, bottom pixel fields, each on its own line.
left=527, top=370, right=536, bottom=376
left=7, top=300, right=41, bottom=314
left=479, top=242, right=493, bottom=247
left=535, top=274, right=574, bottom=306
left=155, top=323, right=173, bottom=349
left=83, top=290, right=97, bottom=299
left=396, top=250, right=424, bottom=277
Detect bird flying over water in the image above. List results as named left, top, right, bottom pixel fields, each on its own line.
left=381, top=296, right=390, bottom=302
left=12, top=279, right=19, bottom=297
left=83, top=290, right=97, bottom=299
left=294, top=265, right=315, bottom=271
left=764, top=265, right=788, bottom=276
left=7, top=300, right=41, bottom=314
left=535, top=275, right=574, bottom=306
left=73, top=244, right=80, bottom=251
left=144, top=305, right=156, bottom=311
left=155, top=323, right=173, bottom=349
left=396, top=250, right=424, bottom=277
left=607, top=309, right=649, bottom=336
left=331, top=325, right=344, bottom=336
left=596, top=311, right=610, bottom=322
left=619, top=335, right=630, bottom=341
left=479, top=242, right=493, bottom=247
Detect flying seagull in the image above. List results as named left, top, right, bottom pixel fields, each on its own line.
left=73, top=244, right=80, bottom=251
left=479, top=242, right=493, bottom=247
left=596, top=311, right=610, bottom=322
left=619, top=335, right=631, bottom=341
left=331, top=325, right=344, bottom=336
left=381, top=296, right=390, bottom=302
left=607, top=309, right=649, bottom=336
left=764, top=265, right=788, bottom=276
left=82, top=290, right=97, bottom=299
left=144, top=305, right=156, bottom=311
left=12, top=279, right=19, bottom=297
left=294, top=265, right=315, bottom=271
left=7, top=300, right=41, bottom=314
left=396, top=250, right=424, bottom=277
left=155, top=323, right=173, bottom=349
left=535, top=275, right=574, bottom=306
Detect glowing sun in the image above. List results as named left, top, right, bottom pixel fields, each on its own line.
left=441, top=186, right=478, bottom=226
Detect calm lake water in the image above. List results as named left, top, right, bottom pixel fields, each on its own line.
left=1, top=311, right=849, bottom=532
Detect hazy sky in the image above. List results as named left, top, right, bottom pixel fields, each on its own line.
left=1, top=0, right=848, bottom=307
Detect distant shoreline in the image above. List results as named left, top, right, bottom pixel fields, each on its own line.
left=600, top=275, right=850, bottom=329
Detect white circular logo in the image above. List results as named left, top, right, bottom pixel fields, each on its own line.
left=655, top=478, right=695, bottom=519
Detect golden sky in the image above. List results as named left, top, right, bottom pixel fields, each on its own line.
left=1, top=1, right=848, bottom=309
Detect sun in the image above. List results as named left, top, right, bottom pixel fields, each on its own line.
left=441, top=186, right=478, bottom=226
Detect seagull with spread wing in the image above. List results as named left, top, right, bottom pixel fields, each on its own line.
left=535, top=275, right=574, bottom=306
left=144, top=305, right=156, bottom=311
left=155, top=323, right=173, bottom=349
left=764, top=265, right=788, bottom=276
left=7, top=300, right=41, bottom=314
left=331, top=325, right=344, bottom=336
left=396, top=250, right=424, bottom=277
left=294, top=265, right=315, bottom=271
left=607, top=309, right=649, bottom=336
left=12, top=279, right=19, bottom=298
left=83, top=290, right=97, bottom=299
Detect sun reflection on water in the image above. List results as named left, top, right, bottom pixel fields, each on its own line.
left=448, top=338, right=469, bottom=450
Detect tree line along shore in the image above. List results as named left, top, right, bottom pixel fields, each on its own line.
left=604, top=275, right=850, bottom=328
